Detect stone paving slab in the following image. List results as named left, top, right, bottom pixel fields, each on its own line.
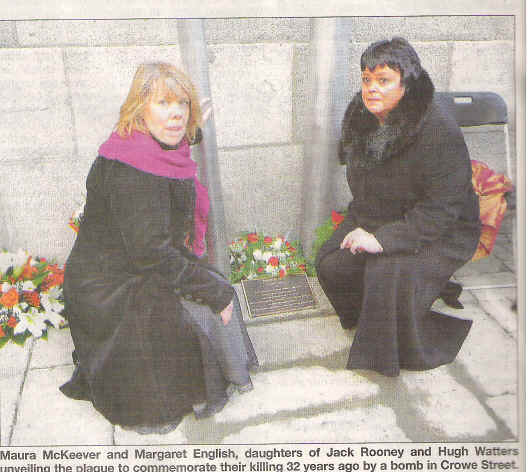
left=487, top=394, right=518, bottom=438
left=454, top=253, right=508, bottom=277
left=400, top=367, right=497, bottom=439
left=0, top=338, right=34, bottom=378
left=456, top=271, right=516, bottom=292
left=222, top=406, right=410, bottom=443
left=455, top=303, right=517, bottom=396
left=478, top=298, right=518, bottom=339
left=10, top=365, right=113, bottom=446
left=469, top=286, right=517, bottom=306
left=247, top=316, right=354, bottom=368
left=215, top=366, right=378, bottom=424
left=30, top=327, right=75, bottom=370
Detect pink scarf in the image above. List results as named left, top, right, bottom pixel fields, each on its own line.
left=98, top=131, right=209, bottom=257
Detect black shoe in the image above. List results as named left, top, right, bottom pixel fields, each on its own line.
left=438, top=281, right=464, bottom=309
left=59, top=365, right=91, bottom=401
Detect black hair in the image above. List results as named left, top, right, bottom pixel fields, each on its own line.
left=360, top=37, right=423, bottom=88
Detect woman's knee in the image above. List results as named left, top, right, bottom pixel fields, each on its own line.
left=315, top=251, right=338, bottom=281
left=317, top=249, right=364, bottom=282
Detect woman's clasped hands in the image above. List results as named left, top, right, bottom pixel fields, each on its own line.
left=340, top=228, right=383, bottom=255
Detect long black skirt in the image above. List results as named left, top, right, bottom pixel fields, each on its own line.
left=316, top=226, right=475, bottom=377
left=60, top=270, right=257, bottom=431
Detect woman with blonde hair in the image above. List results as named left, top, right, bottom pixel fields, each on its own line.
left=60, top=63, right=258, bottom=433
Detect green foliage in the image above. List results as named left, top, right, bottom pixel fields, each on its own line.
left=306, top=210, right=348, bottom=276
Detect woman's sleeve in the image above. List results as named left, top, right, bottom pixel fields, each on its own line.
left=107, top=162, right=234, bottom=313
left=373, top=119, right=477, bottom=255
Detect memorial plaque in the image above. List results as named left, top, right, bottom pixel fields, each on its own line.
left=241, top=274, right=316, bottom=318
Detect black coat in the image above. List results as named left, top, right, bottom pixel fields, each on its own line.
left=62, top=155, right=234, bottom=427
left=316, top=71, right=481, bottom=376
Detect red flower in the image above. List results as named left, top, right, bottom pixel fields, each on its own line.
left=0, top=325, right=5, bottom=338
left=288, top=246, right=297, bottom=253
left=247, top=233, right=259, bottom=243
left=0, top=288, right=19, bottom=308
left=7, top=316, right=17, bottom=328
left=268, top=257, right=279, bottom=267
left=331, top=210, right=345, bottom=229
left=23, top=291, right=40, bottom=308
left=21, top=257, right=38, bottom=280
left=263, top=236, right=273, bottom=244
left=299, top=264, right=306, bottom=271
left=279, top=269, right=286, bottom=278
left=257, top=267, right=264, bottom=273
left=40, top=269, right=64, bottom=292
left=46, top=264, right=64, bottom=274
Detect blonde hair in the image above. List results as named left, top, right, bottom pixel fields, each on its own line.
left=116, top=62, right=202, bottom=143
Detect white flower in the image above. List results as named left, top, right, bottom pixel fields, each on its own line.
left=41, top=287, right=63, bottom=314
left=253, top=249, right=263, bottom=261
left=13, top=309, right=47, bottom=338
left=262, top=251, right=273, bottom=263
left=0, top=282, right=12, bottom=293
left=21, top=280, right=36, bottom=291
left=44, top=310, right=66, bottom=329
left=265, top=264, right=274, bottom=273
left=272, top=238, right=284, bottom=250
left=240, top=253, right=247, bottom=262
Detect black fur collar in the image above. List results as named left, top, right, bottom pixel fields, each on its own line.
left=339, top=70, right=435, bottom=169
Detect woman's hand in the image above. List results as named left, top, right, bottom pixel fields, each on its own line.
left=341, top=228, right=383, bottom=255
left=219, top=299, right=234, bottom=326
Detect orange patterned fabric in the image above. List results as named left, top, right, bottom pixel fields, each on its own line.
left=471, top=160, right=513, bottom=261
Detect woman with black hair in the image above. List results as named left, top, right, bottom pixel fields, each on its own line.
left=316, top=38, right=480, bottom=377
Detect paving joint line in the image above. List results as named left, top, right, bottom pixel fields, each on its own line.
left=7, top=338, right=35, bottom=446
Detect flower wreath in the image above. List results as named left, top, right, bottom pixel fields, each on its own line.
left=0, top=250, right=66, bottom=348
left=229, top=233, right=309, bottom=284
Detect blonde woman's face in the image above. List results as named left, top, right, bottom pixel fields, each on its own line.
left=143, top=82, right=190, bottom=146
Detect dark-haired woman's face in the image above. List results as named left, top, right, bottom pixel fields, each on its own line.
left=361, top=65, right=405, bottom=124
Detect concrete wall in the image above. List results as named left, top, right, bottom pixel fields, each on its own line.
left=0, top=16, right=515, bottom=262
